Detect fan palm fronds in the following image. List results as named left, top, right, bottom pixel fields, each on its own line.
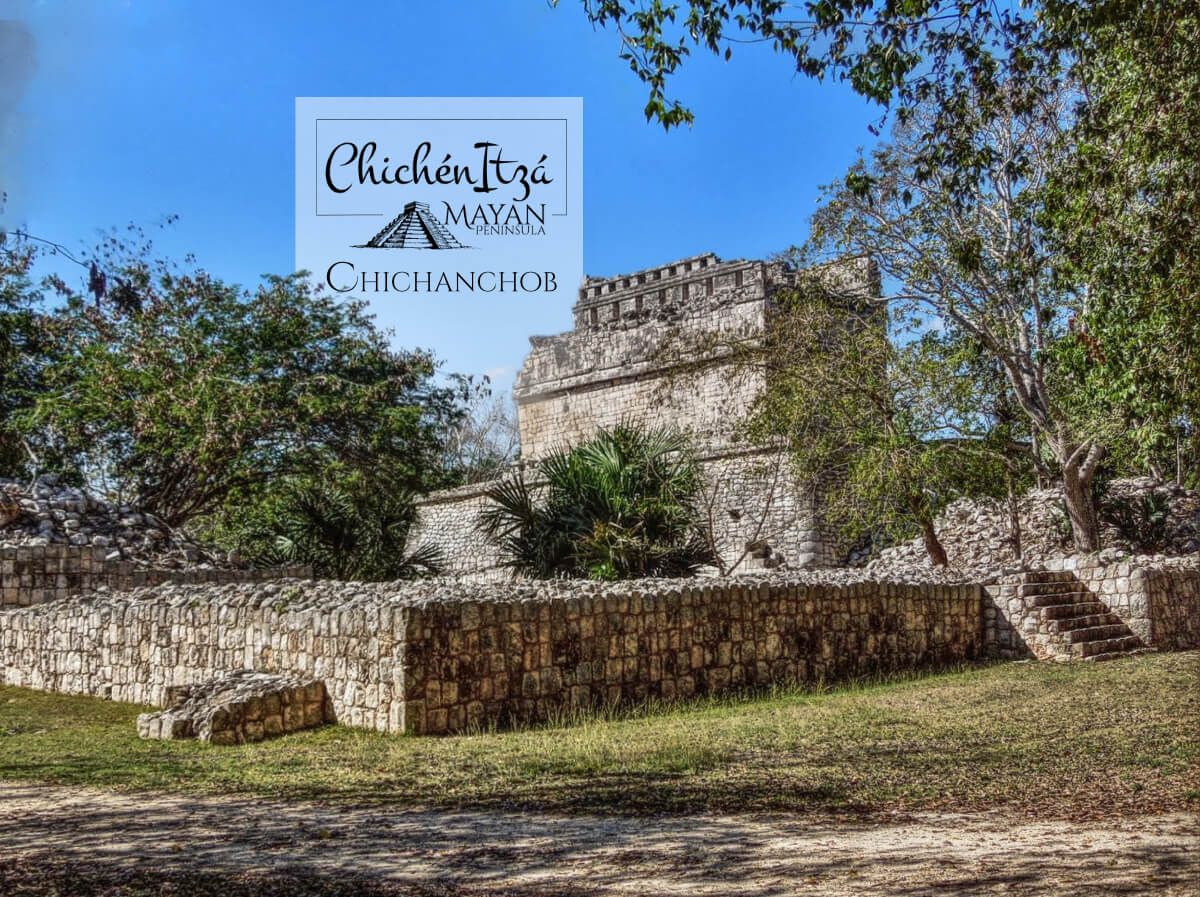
left=481, top=423, right=713, bottom=579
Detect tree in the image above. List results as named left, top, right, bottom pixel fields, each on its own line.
left=570, top=0, right=1198, bottom=493
left=742, top=275, right=1028, bottom=567
left=480, top=424, right=715, bottom=579
left=24, top=241, right=466, bottom=526
left=1042, top=2, right=1200, bottom=482
left=442, top=375, right=521, bottom=483
left=801, top=84, right=1116, bottom=551
left=564, top=0, right=1054, bottom=134
left=0, top=238, right=58, bottom=476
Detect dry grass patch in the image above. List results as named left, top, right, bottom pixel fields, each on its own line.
left=1, top=652, right=1197, bottom=819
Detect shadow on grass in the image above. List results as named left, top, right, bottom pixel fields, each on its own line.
left=0, top=754, right=860, bottom=816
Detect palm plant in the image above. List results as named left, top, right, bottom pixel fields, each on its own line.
left=268, top=477, right=442, bottom=581
left=480, top=424, right=714, bottom=579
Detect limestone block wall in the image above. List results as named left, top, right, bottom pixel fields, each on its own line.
left=1045, top=554, right=1200, bottom=650
left=0, top=582, right=410, bottom=732
left=411, top=482, right=509, bottom=581
left=0, top=545, right=310, bottom=608
left=695, top=450, right=843, bottom=570
left=400, top=577, right=981, bottom=734
left=517, top=256, right=787, bottom=462
left=1140, top=561, right=1200, bottom=650
left=0, top=575, right=982, bottom=736
left=517, top=361, right=765, bottom=461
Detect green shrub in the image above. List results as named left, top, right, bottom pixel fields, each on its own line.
left=1100, top=491, right=1172, bottom=552
left=480, top=424, right=715, bottom=579
left=249, top=477, right=442, bottom=581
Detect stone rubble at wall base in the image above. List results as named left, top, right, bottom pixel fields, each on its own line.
left=137, top=670, right=333, bottom=744
left=867, top=478, right=1200, bottom=580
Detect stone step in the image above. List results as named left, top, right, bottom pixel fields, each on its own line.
left=1018, top=580, right=1085, bottom=598
left=1062, top=623, right=1134, bottom=644
left=1083, top=648, right=1154, bottom=663
left=1031, top=590, right=1095, bottom=608
left=1072, top=635, right=1143, bottom=658
left=1046, top=613, right=1124, bottom=633
left=1018, top=571, right=1079, bottom=585
left=1039, top=602, right=1110, bottom=620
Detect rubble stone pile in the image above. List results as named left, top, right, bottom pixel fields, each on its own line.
left=867, top=478, right=1200, bottom=578
left=0, top=475, right=234, bottom=569
left=137, top=670, right=333, bottom=744
left=99, top=562, right=975, bottom=615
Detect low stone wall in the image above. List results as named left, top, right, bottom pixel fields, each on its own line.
left=0, top=574, right=982, bottom=735
left=1045, top=554, right=1200, bottom=650
left=0, top=545, right=311, bottom=608
left=399, top=577, right=979, bottom=734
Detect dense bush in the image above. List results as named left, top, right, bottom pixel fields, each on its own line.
left=210, top=475, right=441, bottom=581
left=1099, top=492, right=1172, bottom=553
left=480, top=425, right=715, bottom=580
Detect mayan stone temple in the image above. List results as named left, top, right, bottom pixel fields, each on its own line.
left=4, top=251, right=1196, bottom=742
left=414, top=252, right=879, bottom=577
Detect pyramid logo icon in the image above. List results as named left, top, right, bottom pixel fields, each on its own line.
left=358, top=201, right=467, bottom=249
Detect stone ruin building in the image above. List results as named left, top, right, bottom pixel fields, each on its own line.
left=414, top=252, right=879, bottom=578
left=5, top=251, right=1196, bottom=738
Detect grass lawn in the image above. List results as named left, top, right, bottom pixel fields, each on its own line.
left=1, top=652, right=1197, bottom=819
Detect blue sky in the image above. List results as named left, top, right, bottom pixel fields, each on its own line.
left=3, top=0, right=881, bottom=390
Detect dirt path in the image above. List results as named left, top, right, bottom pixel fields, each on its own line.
left=1, top=782, right=1196, bottom=896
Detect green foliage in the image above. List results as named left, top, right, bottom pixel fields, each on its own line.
left=480, top=424, right=715, bottom=579
left=254, top=476, right=441, bottom=582
left=575, top=0, right=1196, bottom=494
left=22, top=234, right=465, bottom=525
left=1099, top=492, right=1172, bottom=554
left=746, top=277, right=1030, bottom=564
left=1041, top=2, right=1200, bottom=476
left=800, top=76, right=1124, bottom=551
left=566, top=1, right=1046, bottom=140
left=0, top=239, right=59, bottom=476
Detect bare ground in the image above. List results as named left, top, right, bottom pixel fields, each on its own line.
left=1, top=782, right=1196, bottom=896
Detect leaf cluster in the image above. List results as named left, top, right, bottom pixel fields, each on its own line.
left=21, top=233, right=465, bottom=525
left=748, top=277, right=1028, bottom=550
left=238, top=476, right=442, bottom=581
left=480, top=424, right=715, bottom=579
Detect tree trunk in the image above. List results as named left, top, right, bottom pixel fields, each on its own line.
left=1062, top=461, right=1101, bottom=553
left=1031, top=432, right=1047, bottom=489
left=918, top=515, right=950, bottom=568
left=1007, top=472, right=1023, bottom=562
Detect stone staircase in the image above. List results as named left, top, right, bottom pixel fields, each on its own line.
left=996, top=570, right=1146, bottom=662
